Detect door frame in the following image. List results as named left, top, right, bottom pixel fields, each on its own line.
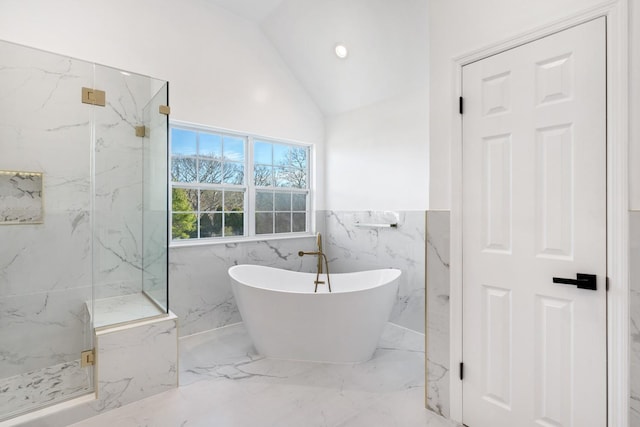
left=449, top=1, right=629, bottom=425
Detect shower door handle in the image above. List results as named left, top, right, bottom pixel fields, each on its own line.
left=552, top=273, right=597, bottom=291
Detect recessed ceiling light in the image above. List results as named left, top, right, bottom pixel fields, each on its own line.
left=334, top=44, right=348, bottom=59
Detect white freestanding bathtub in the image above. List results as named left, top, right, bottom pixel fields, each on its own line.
left=228, top=265, right=401, bottom=363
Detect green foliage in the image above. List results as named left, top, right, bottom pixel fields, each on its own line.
left=171, top=188, right=197, bottom=239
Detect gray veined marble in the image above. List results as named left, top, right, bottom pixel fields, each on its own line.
left=0, top=41, right=94, bottom=395
left=0, top=359, right=91, bottom=421
left=0, top=171, right=43, bottom=224
left=94, top=314, right=178, bottom=412
left=322, top=210, right=427, bottom=333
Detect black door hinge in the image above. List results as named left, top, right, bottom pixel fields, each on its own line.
left=459, top=96, right=464, bottom=114
left=459, top=362, right=464, bottom=380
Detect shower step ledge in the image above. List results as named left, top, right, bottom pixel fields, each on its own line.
left=86, top=293, right=166, bottom=329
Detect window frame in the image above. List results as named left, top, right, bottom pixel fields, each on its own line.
left=169, top=121, right=314, bottom=245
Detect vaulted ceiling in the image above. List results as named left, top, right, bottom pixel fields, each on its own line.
left=209, top=0, right=429, bottom=116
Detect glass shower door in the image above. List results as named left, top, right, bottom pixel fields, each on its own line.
left=142, top=83, right=169, bottom=311
left=91, top=66, right=168, bottom=327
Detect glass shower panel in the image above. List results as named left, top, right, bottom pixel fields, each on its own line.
left=91, top=66, right=168, bottom=327
left=142, top=83, right=169, bottom=311
left=0, top=41, right=94, bottom=420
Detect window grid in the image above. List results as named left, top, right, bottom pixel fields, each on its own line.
left=170, top=124, right=311, bottom=242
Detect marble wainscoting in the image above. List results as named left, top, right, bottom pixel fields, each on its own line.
left=320, top=210, right=425, bottom=333
left=426, top=211, right=450, bottom=418
left=630, top=211, right=640, bottom=425
left=169, top=236, right=318, bottom=337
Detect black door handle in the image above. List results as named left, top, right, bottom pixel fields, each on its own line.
left=552, top=273, right=597, bottom=291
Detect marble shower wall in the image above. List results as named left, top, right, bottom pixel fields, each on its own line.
left=630, top=211, right=640, bottom=424
left=0, top=41, right=94, bottom=379
left=321, top=210, right=426, bottom=332
left=169, top=236, right=319, bottom=337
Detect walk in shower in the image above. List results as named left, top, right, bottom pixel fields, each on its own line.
left=0, top=40, right=168, bottom=421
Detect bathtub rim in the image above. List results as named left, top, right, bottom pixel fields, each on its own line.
left=228, top=264, right=402, bottom=295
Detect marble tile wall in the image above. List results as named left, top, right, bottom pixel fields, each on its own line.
left=321, top=210, right=426, bottom=332
left=0, top=41, right=94, bottom=380
left=169, top=236, right=319, bottom=337
left=630, top=211, right=640, bottom=424
left=426, top=211, right=450, bottom=418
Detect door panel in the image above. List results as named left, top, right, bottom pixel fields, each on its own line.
left=482, top=285, right=512, bottom=408
left=534, top=295, right=573, bottom=426
left=482, top=134, right=512, bottom=253
left=462, top=17, right=606, bottom=427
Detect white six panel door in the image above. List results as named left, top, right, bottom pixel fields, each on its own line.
left=462, top=18, right=606, bottom=427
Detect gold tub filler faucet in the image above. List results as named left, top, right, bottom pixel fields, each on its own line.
left=298, top=233, right=332, bottom=293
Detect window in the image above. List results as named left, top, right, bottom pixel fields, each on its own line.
left=170, top=124, right=311, bottom=242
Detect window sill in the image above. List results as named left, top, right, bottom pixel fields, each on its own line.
left=169, top=232, right=316, bottom=249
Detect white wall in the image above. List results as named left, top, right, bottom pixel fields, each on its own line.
left=325, top=88, right=429, bottom=211
left=428, top=0, right=633, bottom=209
left=630, top=0, right=640, bottom=210
left=0, top=0, right=326, bottom=206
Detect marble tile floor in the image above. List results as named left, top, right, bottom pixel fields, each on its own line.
left=69, top=322, right=459, bottom=427
left=89, top=293, right=165, bottom=329
left=0, top=360, right=91, bottom=422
